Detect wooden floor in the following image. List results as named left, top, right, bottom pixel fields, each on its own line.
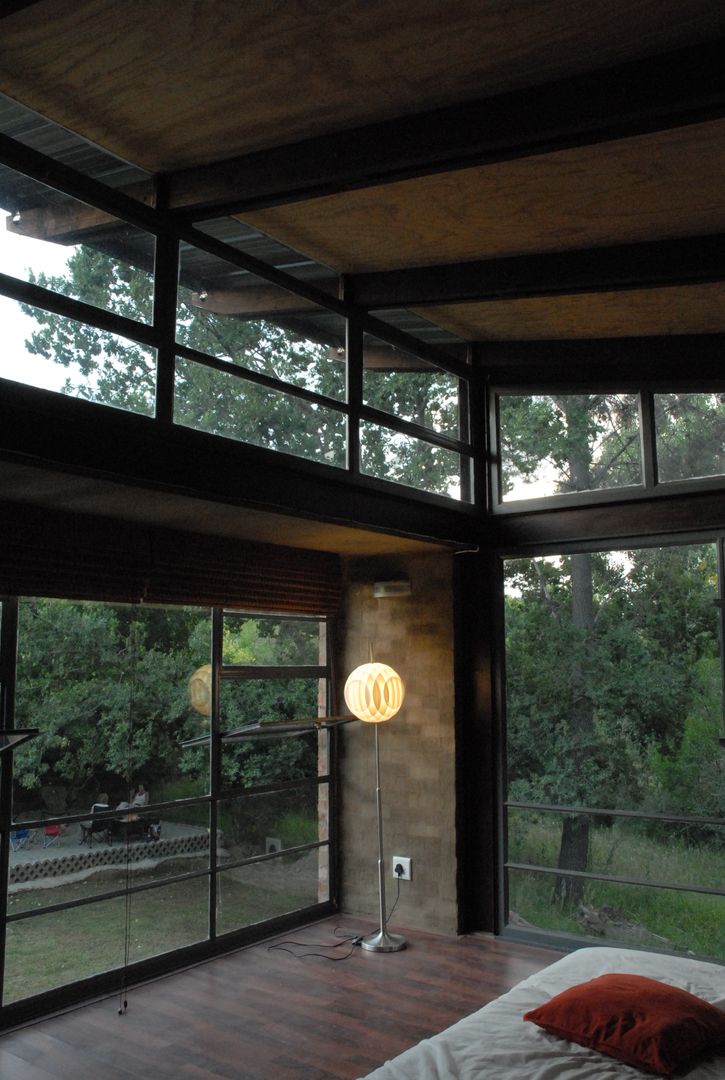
left=0, top=917, right=563, bottom=1079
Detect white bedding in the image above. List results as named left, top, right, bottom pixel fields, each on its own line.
left=360, top=946, right=725, bottom=1079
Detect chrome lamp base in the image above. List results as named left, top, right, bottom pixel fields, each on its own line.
left=361, top=927, right=406, bottom=953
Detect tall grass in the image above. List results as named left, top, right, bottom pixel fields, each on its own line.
left=508, top=815, right=725, bottom=960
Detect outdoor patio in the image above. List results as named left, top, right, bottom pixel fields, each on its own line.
left=8, top=820, right=210, bottom=889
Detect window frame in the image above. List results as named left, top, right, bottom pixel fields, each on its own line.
left=0, top=597, right=338, bottom=1026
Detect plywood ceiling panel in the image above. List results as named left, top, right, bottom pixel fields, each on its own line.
left=417, top=282, right=725, bottom=341
left=1, top=0, right=725, bottom=171
left=244, top=121, right=725, bottom=272
left=0, top=462, right=445, bottom=555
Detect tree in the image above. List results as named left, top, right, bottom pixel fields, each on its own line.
left=12, top=599, right=325, bottom=811
left=23, top=248, right=460, bottom=494
left=13, top=599, right=207, bottom=807
left=502, top=392, right=721, bottom=908
left=506, top=542, right=721, bottom=908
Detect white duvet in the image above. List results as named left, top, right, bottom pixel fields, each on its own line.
left=361, top=946, right=725, bottom=1079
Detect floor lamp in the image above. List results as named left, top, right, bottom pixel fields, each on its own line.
left=344, top=661, right=406, bottom=953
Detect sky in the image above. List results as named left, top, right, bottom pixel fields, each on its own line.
left=0, top=212, right=78, bottom=391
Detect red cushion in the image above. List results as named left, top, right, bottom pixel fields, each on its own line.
left=524, top=973, right=725, bottom=1077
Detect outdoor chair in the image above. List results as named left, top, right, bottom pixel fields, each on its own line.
left=80, top=812, right=111, bottom=846
left=42, top=823, right=63, bottom=848
left=10, top=827, right=32, bottom=851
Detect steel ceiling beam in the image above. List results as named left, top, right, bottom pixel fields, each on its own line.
left=347, top=234, right=725, bottom=309
left=166, top=38, right=725, bottom=218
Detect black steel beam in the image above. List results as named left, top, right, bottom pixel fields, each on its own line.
left=349, top=234, right=725, bottom=310
left=0, top=380, right=480, bottom=549
left=168, top=37, right=725, bottom=217
left=476, top=334, right=725, bottom=385
left=0, top=1, right=44, bottom=17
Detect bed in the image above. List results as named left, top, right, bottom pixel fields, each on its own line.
left=360, top=946, right=725, bottom=1079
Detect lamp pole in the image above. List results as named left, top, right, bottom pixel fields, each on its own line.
left=361, top=722, right=405, bottom=952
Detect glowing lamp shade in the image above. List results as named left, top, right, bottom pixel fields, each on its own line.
left=344, top=662, right=404, bottom=724
left=189, top=664, right=212, bottom=717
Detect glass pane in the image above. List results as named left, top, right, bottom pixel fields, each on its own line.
left=4, top=895, right=126, bottom=1003
left=507, top=868, right=725, bottom=962
left=10, top=812, right=209, bottom=915
left=0, top=293, right=157, bottom=411
left=498, top=393, right=642, bottom=502
left=220, top=679, right=322, bottom=787
left=505, top=542, right=722, bottom=948
left=222, top=613, right=325, bottom=667
left=177, top=243, right=346, bottom=400
left=216, top=848, right=327, bottom=936
left=13, top=599, right=212, bottom=820
left=126, top=878, right=209, bottom=962
left=363, top=332, right=462, bottom=438
left=0, top=164, right=155, bottom=321
left=360, top=420, right=469, bottom=501
left=508, top=808, right=725, bottom=889
left=174, top=357, right=347, bottom=467
left=9, top=804, right=210, bottom=914
left=218, top=785, right=327, bottom=861
left=655, top=393, right=725, bottom=482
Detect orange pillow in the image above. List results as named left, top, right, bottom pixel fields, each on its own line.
left=524, top=973, right=725, bottom=1077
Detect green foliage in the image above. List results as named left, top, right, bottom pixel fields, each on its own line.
left=21, top=247, right=461, bottom=495
left=13, top=600, right=209, bottom=806
left=649, top=657, right=725, bottom=821
left=276, top=810, right=318, bottom=848
left=13, top=601, right=323, bottom=811
left=499, top=393, right=641, bottom=497
left=506, top=544, right=721, bottom=817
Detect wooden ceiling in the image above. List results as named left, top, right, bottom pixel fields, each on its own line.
left=2, top=0, right=725, bottom=345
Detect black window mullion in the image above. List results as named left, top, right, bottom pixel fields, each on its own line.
left=640, top=390, right=658, bottom=489
left=0, top=598, right=19, bottom=1008
left=152, top=185, right=180, bottom=424
left=220, top=665, right=326, bottom=680
left=209, top=607, right=223, bottom=940
left=717, top=537, right=725, bottom=745
left=175, top=342, right=351, bottom=414
left=0, top=271, right=159, bottom=350
left=346, top=314, right=363, bottom=476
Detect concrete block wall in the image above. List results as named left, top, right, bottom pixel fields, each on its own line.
left=337, top=551, right=457, bottom=934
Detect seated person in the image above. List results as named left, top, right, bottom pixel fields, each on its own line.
left=132, top=783, right=149, bottom=808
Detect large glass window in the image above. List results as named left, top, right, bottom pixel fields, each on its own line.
left=1, top=599, right=333, bottom=1007
left=216, top=611, right=331, bottom=938
left=498, top=393, right=642, bottom=502
left=503, top=542, right=725, bottom=960
left=655, top=393, right=725, bottom=483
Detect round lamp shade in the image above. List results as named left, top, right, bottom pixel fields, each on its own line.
left=189, top=663, right=212, bottom=717
left=344, top=662, right=405, bottom=723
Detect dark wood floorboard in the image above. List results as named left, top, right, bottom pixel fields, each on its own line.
left=0, top=917, right=563, bottom=1079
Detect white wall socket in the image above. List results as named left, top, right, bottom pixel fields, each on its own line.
left=392, top=855, right=412, bottom=880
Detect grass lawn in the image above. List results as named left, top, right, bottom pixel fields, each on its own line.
left=4, top=856, right=320, bottom=1003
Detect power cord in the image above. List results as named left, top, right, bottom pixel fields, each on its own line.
left=269, top=867, right=406, bottom=962
left=268, top=926, right=359, bottom=962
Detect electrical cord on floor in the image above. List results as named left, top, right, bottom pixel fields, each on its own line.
left=269, top=871, right=404, bottom=963
left=268, top=934, right=357, bottom=962
left=267, top=923, right=361, bottom=961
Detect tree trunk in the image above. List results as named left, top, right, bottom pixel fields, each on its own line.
left=554, top=813, right=589, bottom=906
left=553, top=398, right=596, bottom=907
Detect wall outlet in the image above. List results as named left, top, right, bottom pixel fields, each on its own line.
left=392, top=855, right=412, bottom=880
